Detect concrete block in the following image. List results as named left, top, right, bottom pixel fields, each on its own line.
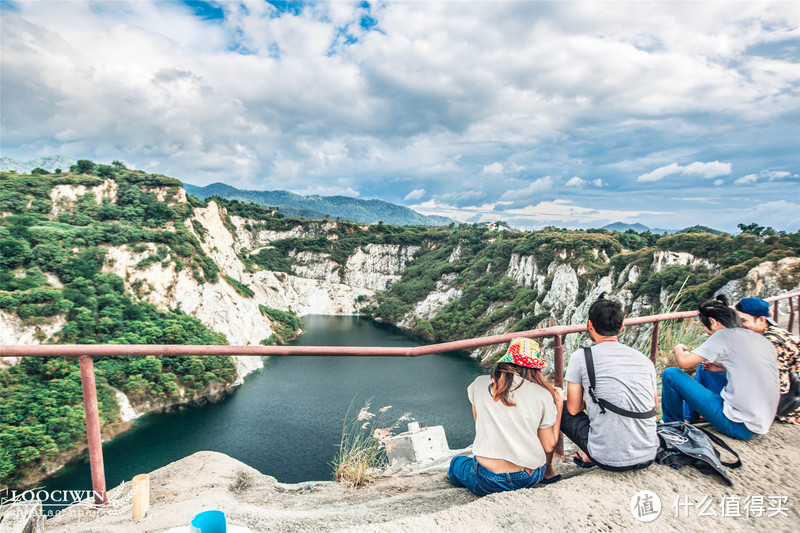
left=0, top=501, right=44, bottom=533
left=386, top=424, right=450, bottom=468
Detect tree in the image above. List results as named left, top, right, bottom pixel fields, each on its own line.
left=70, top=159, right=96, bottom=175
left=737, top=222, right=776, bottom=237
left=96, top=164, right=116, bottom=178
left=31, top=168, right=50, bottom=175
left=111, top=160, right=127, bottom=170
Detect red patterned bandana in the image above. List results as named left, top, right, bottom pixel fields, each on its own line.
left=497, top=337, right=547, bottom=370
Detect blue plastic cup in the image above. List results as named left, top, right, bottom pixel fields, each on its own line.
left=190, top=510, right=226, bottom=533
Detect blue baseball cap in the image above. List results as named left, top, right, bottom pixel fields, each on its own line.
left=736, top=297, right=776, bottom=324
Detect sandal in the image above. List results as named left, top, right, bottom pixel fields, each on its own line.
left=572, top=453, right=597, bottom=468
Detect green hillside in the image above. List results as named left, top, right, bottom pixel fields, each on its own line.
left=0, top=164, right=236, bottom=486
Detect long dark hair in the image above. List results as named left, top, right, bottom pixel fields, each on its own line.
left=489, top=363, right=558, bottom=407
left=698, top=294, right=741, bottom=329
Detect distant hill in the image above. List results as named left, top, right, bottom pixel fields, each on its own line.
left=600, top=222, right=725, bottom=235
left=677, top=225, right=725, bottom=235
left=184, top=182, right=454, bottom=227
left=0, top=155, right=77, bottom=174
left=601, top=222, right=674, bottom=234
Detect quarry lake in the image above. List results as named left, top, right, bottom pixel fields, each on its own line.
left=42, top=315, right=483, bottom=506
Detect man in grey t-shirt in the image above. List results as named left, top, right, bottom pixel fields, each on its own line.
left=555, top=295, right=659, bottom=471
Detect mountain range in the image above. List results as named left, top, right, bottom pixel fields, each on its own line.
left=600, top=222, right=724, bottom=235
left=0, top=155, right=78, bottom=174
left=183, top=182, right=454, bottom=227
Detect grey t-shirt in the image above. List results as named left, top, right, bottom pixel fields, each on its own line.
left=565, top=342, right=658, bottom=467
left=693, top=328, right=779, bottom=434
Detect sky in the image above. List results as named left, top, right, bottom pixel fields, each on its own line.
left=1, top=1, right=798, bottom=232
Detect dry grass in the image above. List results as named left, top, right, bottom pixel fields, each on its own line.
left=332, top=398, right=411, bottom=488
left=642, top=277, right=708, bottom=376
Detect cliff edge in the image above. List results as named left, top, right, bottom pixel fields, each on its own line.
left=44, top=424, right=799, bottom=532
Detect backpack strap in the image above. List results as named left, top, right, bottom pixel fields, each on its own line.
left=695, top=426, right=742, bottom=469
left=583, top=347, right=657, bottom=419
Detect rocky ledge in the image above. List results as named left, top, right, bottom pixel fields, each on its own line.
left=43, top=424, right=799, bottom=532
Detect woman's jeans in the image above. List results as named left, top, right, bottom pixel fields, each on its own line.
left=661, top=367, right=757, bottom=440
left=447, top=456, right=545, bottom=496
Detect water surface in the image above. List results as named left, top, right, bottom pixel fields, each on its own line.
left=40, top=315, right=482, bottom=508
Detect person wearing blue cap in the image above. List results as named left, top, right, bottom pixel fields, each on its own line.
left=736, top=297, right=800, bottom=425
left=662, top=295, right=779, bottom=439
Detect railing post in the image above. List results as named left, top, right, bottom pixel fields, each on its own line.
left=78, top=355, right=108, bottom=505
left=789, top=297, right=795, bottom=334
left=649, top=322, right=659, bottom=366
left=773, top=300, right=779, bottom=325
left=553, top=334, right=564, bottom=458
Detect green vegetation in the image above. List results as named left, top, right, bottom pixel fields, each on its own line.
left=224, top=275, right=255, bottom=298
left=0, top=165, right=236, bottom=486
left=259, top=305, right=303, bottom=345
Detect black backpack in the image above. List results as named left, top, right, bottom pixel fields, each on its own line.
left=656, top=421, right=741, bottom=486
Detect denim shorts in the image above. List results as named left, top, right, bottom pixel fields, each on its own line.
left=447, top=456, right=545, bottom=496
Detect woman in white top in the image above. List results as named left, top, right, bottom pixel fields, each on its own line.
left=447, top=337, right=564, bottom=496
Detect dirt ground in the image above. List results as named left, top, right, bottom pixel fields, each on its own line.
left=44, top=424, right=799, bottom=533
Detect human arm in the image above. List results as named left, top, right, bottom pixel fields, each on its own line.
left=673, top=343, right=707, bottom=369
left=472, top=405, right=477, bottom=423
left=538, top=388, right=565, bottom=453
left=566, top=381, right=585, bottom=415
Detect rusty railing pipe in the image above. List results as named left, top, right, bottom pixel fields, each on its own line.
left=552, top=334, right=565, bottom=458
left=649, top=322, right=660, bottom=366
left=78, top=355, right=107, bottom=505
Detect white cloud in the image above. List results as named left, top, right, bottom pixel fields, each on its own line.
left=499, top=176, right=553, bottom=200
left=566, top=176, right=604, bottom=187
left=734, top=169, right=795, bottom=185
left=637, top=163, right=683, bottom=182
left=481, top=162, right=504, bottom=175
left=441, top=190, right=485, bottom=202
left=637, top=161, right=731, bottom=182
left=761, top=171, right=792, bottom=180
left=404, top=188, right=426, bottom=201
left=409, top=197, right=667, bottom=229
left=735, top=174, right=759, bottom=184
left=713, top=179, right=724, bottom=186
left=683, top=161, right=731, bottom=179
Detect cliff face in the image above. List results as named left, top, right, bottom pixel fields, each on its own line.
left=101, top=199, right=415, bottom=380
left=396, top=247, right=800, bottom=361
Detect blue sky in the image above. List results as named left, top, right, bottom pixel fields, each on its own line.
left=1, top=1, right=798, bottom=232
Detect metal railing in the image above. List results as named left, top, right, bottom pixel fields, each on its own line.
left=1, top=291, right=798, bottom=503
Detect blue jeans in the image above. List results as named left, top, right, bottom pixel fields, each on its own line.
left=661, top=367, right=756, bottom=440
left=682, top=365, right=728, bottom=422
left=447, top=456, right=545, bottom=496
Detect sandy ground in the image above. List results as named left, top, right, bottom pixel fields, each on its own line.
left=44, top=424, right=799, bottom=533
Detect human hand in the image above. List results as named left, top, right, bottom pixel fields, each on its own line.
left=554, top=387, right=565, bottom=402
left=702, top=362, right=726, bottom=373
